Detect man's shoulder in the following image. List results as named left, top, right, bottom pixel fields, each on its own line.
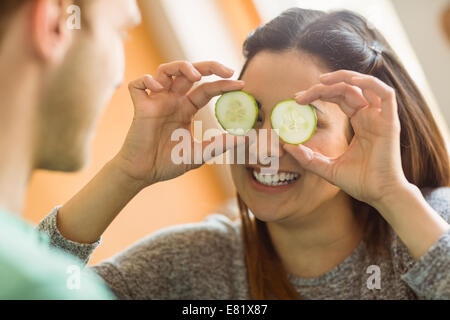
left=0, top=210, right=113, bottom=299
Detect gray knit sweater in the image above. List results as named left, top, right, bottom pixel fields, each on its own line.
left=37, top=187, right=450, bottom=300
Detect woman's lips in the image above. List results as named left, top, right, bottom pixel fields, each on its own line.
left=247, top=167, right=300, bottom=194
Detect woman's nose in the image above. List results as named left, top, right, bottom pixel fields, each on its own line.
left=249, top=119, right=286, bottom=162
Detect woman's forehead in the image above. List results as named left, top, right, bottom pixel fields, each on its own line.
left=243, top=51, right=326, bottom=94
left=241, top=50, right=340, bottom=115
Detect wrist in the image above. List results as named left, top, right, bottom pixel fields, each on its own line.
left=370, top=181, right=449, bottom=261
left=371, top=181, right=421, bottom=217
left=107, top=156, right=149, bottom=195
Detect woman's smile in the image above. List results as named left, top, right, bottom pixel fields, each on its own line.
left=246, top=166, right=300, bottom=194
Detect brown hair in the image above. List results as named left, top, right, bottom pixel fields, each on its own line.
left=0, top=1, right=30, bottom=40
left=238, top=8, right=450, bottom=300
left=0, top=0, right=83, bottom=43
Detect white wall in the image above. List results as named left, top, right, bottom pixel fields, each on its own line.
left=392, top=0, right=450, bottom=131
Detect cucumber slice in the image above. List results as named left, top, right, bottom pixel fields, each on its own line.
left=270, top=100, right=317, bottom=145
left=215, top=91, right=258, bottom=136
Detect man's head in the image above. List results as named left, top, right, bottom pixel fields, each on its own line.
left=0, top=0, right=141, bottom=171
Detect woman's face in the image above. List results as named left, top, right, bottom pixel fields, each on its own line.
left=230, top=50, right=352, bottom=223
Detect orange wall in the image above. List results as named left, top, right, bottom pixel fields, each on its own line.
left=218, top=0, right=262, bottom=46
left=24, top=20, right=229, bottom=265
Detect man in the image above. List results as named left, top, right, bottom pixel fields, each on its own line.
left=0, top=0, right=242, bottom=299
left=0, top=0, right=145, bottom=299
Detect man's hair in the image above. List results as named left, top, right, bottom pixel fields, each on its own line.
left=0, top=1, right=31, bottom=41
left=0, top=0, right=84, bottom=42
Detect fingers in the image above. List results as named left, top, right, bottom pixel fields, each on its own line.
left=319, top=70, right=362, bottom=85
left=170, top=76, right=197, bottom=96
left=155, top=61, right=202, bottom=90
left=351, top=76, right=397, bottom=120
left=158, top=61, right=235, bottom=95
left=361, top=89, right=381, bottom=108
left=128, top=75, right=164, bottom=105
left=283, top=144, right=335, bottom=183
left=187, top=80, right=245, bottom=110
left=192, top=61, right=234, bottom=78
left=295, top=82, right=368, bottom=118
left=320, top=70, right=397, bottom=120
left=171, top=61, right=235, bottom=95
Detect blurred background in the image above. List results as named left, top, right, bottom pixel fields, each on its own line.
left=24, top=0, right=450, bottom=265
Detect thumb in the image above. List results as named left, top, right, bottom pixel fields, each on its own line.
left=283, top=144, right=335, bottom=182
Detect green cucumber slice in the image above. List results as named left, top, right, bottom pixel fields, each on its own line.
left=215, top=91, right=258, bottom=136
left=270, top=100, right=317, bottom=144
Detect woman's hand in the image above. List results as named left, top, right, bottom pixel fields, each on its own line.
left=284, top=70, right=410, bottom=207
left=57, top=61, right=246, bottom=244
left=113, top=61, right=246, bottom=189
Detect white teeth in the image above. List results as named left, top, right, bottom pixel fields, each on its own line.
left=251, top=169, right=299, bottom=186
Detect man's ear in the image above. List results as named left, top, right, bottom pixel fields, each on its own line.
left=30, top=0, right=74, bottom=64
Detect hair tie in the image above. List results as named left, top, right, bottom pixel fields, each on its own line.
left=367, top=42, right=384, bottom=74
left=369, top=43, right=383, bottom=55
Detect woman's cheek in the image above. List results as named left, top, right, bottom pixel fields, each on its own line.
left=303, top=132, right=329, bottom=156
left=308, top=127, right=348, bottom=157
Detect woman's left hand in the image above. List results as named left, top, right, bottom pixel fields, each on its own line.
left=284, top=70, right=410, bottom=207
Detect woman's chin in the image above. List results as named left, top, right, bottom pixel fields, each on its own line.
left=246, top=203, right=288, bottom=222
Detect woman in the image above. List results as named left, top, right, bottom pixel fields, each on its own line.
left=38, top=8, right=450, bottom=299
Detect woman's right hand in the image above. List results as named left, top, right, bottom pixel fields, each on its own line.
left=58, top=61, right=245, bottom=244
left=113, top=61, right=245, bottom=189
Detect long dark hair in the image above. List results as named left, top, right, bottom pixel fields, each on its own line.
left=237, top=8, right=450, bottom=300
